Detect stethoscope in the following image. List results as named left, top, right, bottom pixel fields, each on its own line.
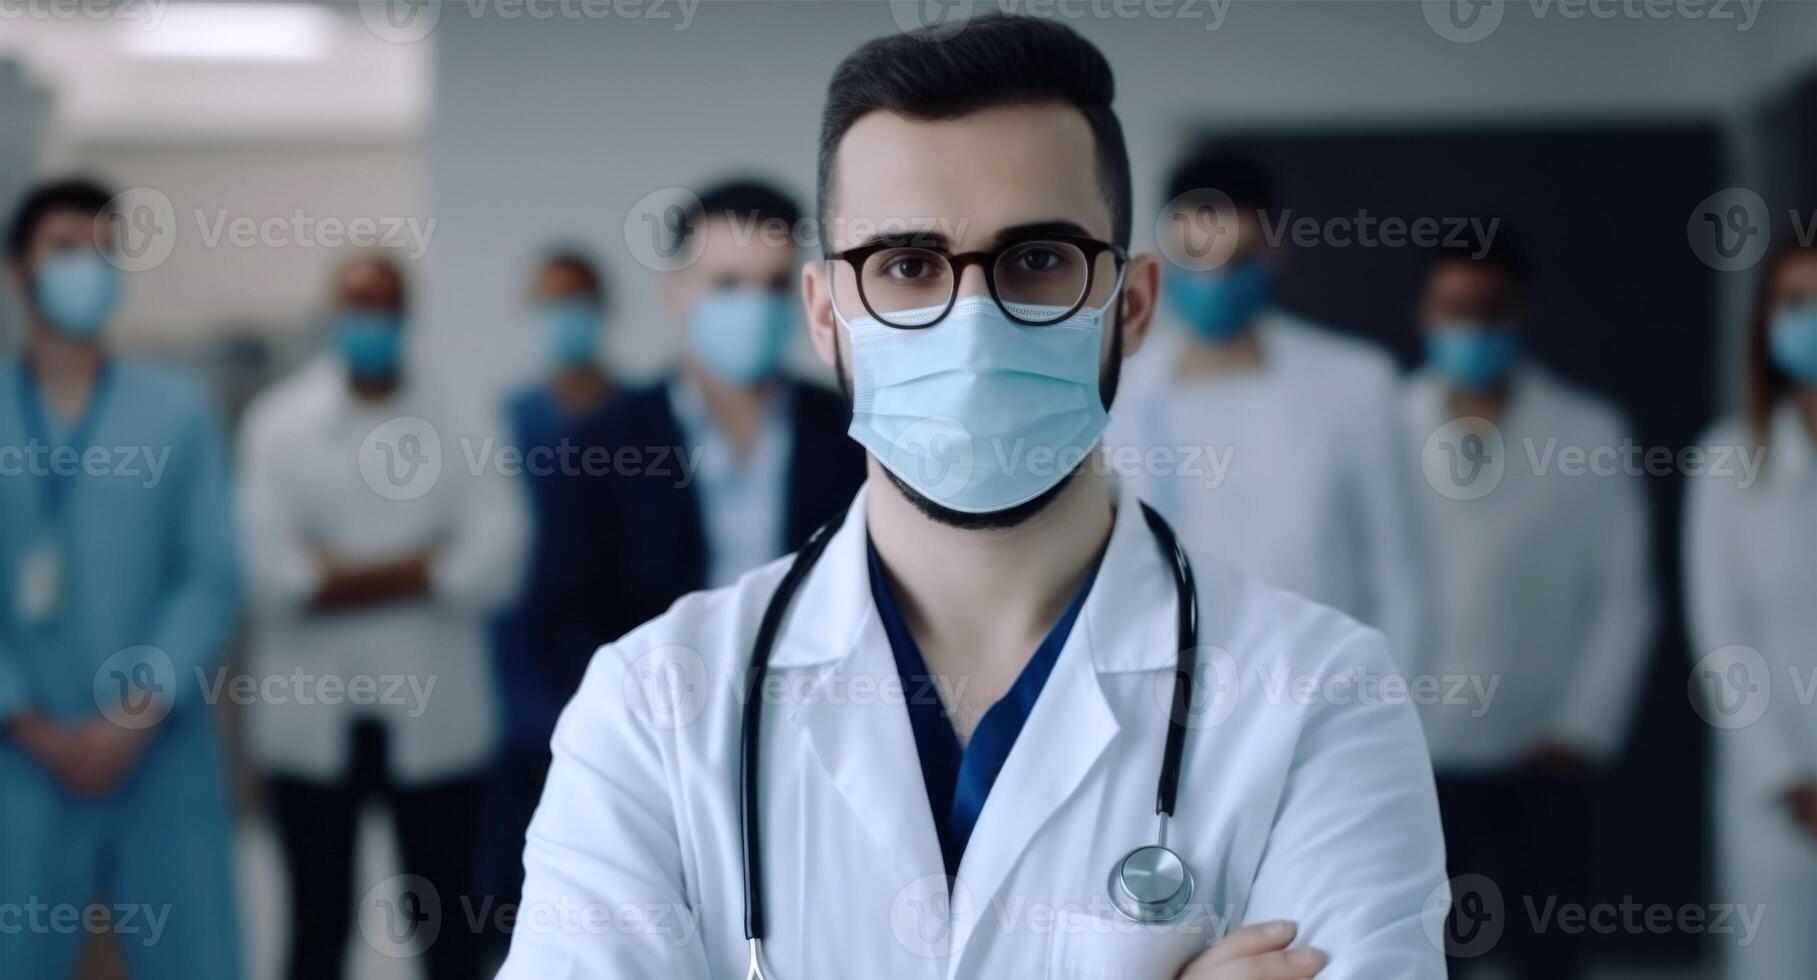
left=738, top=501, right=1202, bottom=978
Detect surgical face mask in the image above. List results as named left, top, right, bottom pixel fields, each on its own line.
left=1769, top=304, right=1817, bottom=383
left=333, top=308, right=404, bottom=379
left=838, top=293, right=1112, bottom=515
left=31, top=250, right=120, bottom=339
left=538, top=298, right=601, bottom=367
left=1164, top=260, right=1271, bottom=342
left=1425, top=321, right=1520, bottom=390
left=687, top=288, right=793, bottom=385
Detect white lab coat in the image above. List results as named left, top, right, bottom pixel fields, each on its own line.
left=1106, top=309, right=1430, bottom=669
left=500, top=481, right=1448, bottom=979
left=1403, top=366, right=1656, bottom=772
left=1683, top=403, right=1817, bottom=979
left=235, top=357, right=530, bottom=784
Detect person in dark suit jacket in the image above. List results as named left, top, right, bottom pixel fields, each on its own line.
left=530, top=179, right=864, bottom=698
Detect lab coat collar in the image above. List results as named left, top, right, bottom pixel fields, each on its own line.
left=766, top=478, right=1180, bottom=675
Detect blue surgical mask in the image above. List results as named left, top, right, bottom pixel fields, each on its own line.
left=838, top=293, right=1112, bottom=515
left=1769, top=304, right=1817, bottom=383
left=538, top=299, right=602, bottom=367
left=687, top=288, right=793, bottom=385
left=333, top=308, right=404, bottom=379
left=32, top=250, right=120, bottom=339
left=1425, top=321, right=1520, bottom=390
left=1165, top=260, right=1271, bottom=341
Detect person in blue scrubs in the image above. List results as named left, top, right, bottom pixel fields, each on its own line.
left=477, top=249, right=620, bottom=966
left=0, top=179, right=240, bottom=979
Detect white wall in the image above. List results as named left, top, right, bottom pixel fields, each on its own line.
left=426, top=0, right=1810, bottom=398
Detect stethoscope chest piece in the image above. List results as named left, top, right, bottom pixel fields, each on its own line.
left=1109, top=844, right=1194, bottom=923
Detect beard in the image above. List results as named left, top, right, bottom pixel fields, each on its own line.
left=835, top=305, right=1125, bottom=531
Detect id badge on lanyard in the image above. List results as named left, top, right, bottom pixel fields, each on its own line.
left=12, top=363, right=110, bottom=627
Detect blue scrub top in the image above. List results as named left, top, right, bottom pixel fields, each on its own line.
left=867, top=538, right=1104, bottom=878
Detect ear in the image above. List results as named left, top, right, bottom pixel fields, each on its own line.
left=1117, top=252, right=1162, bottom=359
left=802, top=260, right=839, bottom=371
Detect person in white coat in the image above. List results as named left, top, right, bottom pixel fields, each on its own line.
left=236, top=254, right=529, bottom=980
left=1684, top=240, right=1817, bottom=980
left=1402, top=244, right=1655, bottom=978
left=501, top=16, right=1445, bottom=980
left=1105, top=147, right=1428, bottom=668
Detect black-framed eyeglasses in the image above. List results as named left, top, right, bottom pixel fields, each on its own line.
left=829, top=233, right=1128, bottom=329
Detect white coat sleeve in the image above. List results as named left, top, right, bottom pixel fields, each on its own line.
left=1241, top=628, right=1449, bottom=979
left=1683, top=470, right=1808, bottom=799
left=430, top=413, right=531, bottom=614
left=234, top=405, right=322, bottom=616
left=497, top=642, right=714, bottom=979
left=1554, top=464, right=1657, bottom=761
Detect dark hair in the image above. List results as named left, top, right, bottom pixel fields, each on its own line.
left=818, top=14, right=1131, bottom=251
left=676, top=178, right=803, bottom=252
left=1742, top=239, right=1817, bottom=445
left=537, top=246, right=607, bottom=302
left=7, top=177, right=115, bottom=262
left=1423, top=233, right=1525, bottom=293
left=1166, top=146, right=1275, bottom=213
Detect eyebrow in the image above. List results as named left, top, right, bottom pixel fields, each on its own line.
left=839, top=219, right=1096, bottom=256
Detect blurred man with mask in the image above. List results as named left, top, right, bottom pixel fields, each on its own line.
left=531, top=179, right=863, bottom=672
left=1108, top=149, right=1428, bottom=667
left=1404, top=244, right=1654, bottom=980
left=236, top=254, right=528, bottom=980
left=477, top=248, right=618, bottom=967
left=0, top=179, right=240, bottom=980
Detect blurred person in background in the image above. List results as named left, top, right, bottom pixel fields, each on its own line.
left=1107, top=147, right=1428, bottom=666
left=0, top=178, right=241, bottom=980
left=476, top=248, right=619, bottom=968
left=1685, top=240, right=1817, bottom=980
left=235, top=253, right=529, bottom=980
left=531, top=179, right=863, bottom=666
left=1404, top=243, right=1655, bottom=979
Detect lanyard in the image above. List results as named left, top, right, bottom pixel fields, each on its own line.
left=15, top=360, right=114, bottom=527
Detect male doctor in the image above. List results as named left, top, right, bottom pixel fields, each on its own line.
left=502, top=16, right=1445, bottom=979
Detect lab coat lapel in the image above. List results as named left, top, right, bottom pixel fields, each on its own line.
left=769, top=486, right=949, bottom=921
left=946, top=488, right=1176, bottom=973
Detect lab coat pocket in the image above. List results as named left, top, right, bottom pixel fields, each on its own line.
left=1045, top=908, right=1209, bottom=980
